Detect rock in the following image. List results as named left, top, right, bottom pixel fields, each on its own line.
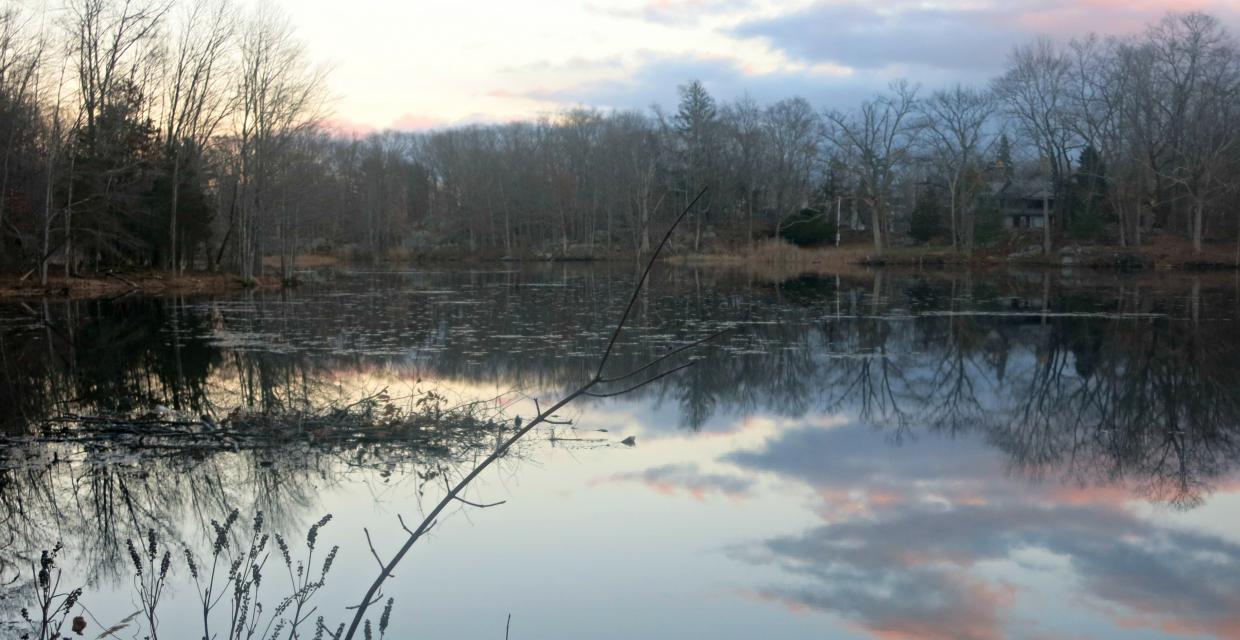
left=620, top=436, right=637, bottom=447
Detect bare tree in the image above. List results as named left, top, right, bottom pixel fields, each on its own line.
left=824, top=81, right=919, bottom=256
left=233, top=4, right=325, bottom=281
left=0, top=4, right=44, bottom=265
left=159, top=0, right=234, bottom=273
left=67, top=0, right=171, bottom=140
left=720, top=94, right=768, bottom=251
left=994, top=38, right=1077, bottom=255
left=765, top=96, right=819, bottom=220
left=919, top=84, right=995, bottom=255
left=1144, top=12, right=1240, bottom=253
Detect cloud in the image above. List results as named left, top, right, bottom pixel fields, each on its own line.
left=742, top=502, right=1240, bottom=639
left=734, top=2, right=1022, bottom=75
left=597, top=463, right=755, bottom=499
left=319, top=117, right=377, bottom=138
left=389, top=113, right=450, bottom=132
left=771, top=571, right=1014, bottom=640
left=732, top=0, right=1240, bottom=77
left=498, top=51, right=880, bottom=113
left=597, top=0, right=757, bottom=26
left=725, top=421, right=1240, bottom=638
left=726, top=422, right=1007, bottom=502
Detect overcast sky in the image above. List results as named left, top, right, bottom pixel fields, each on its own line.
left=273, top=0, right=1240, bottom=134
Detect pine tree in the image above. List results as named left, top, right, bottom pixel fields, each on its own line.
left=1069, top=145, right=1109, bottom=240
left=994, top=134, right=1014, bottom=183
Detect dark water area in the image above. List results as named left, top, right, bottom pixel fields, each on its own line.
left=2, top=264, right=1240, bottom=639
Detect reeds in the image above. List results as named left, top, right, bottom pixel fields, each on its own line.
left=14, top=543, right=82, bottom=640
left=5, top=510, right=360, bottom=640
left=23, top=388, right=507, bottom=465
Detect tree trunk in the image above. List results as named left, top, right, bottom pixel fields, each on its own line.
left=1120, top=202, right=1130, bottom=248
left=1042, top=192, right=1051, bottom=256
left=63, top=156, right=74, bottom=278
left=169, top=150, right=180, bottom=277
left=1192, top=197, right=1204, bottom=254
left=948, top=175, right=958, bottom=252
left=0, top=140, right=12, bottom=265
left=963, top=207, right=974, bottom=257
left=40, top=147, right=54, bottom=287
left=870, top=202, right=884, bottom=256
left=748, top=192, right=756, bottom=253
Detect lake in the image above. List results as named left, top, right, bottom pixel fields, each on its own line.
left=2, top=264, right=1239, bottom=640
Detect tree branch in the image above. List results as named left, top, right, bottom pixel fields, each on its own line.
left=339, top=187, right=714, bottom=639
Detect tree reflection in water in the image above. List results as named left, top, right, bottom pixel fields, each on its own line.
left=0, top=266, right=1238, bottom=635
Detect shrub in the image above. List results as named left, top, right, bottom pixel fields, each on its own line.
left=908, top=192, right=944, bottom=244
left=778, top=208, right=837, bottom=247
left=909, top=209, right=941, bottom=244
left=1068, top=208, right=1105, bottom=241
left=973, top=201, right=1003, bottom=246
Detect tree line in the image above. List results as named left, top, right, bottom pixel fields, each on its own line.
left=0, top=0, right=326, bottom=283
left=1, top=4, right=1238, bottom=281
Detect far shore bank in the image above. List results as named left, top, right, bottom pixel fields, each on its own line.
left=295, top=234, right=1240, bottom=272
left=2, top=237, right=1235, bottom=301
left=0, top=271, right=281, bottom=300
left=671, top=235, right=1240, bottom=273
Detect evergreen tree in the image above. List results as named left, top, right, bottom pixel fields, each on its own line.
left=674, top=79, right=719, bottom=250
left=994, top=134, right=1014, bottom=183
left=71, top=78, right=160, bottom=266
left=1070, top=145, right=1108, bottom=240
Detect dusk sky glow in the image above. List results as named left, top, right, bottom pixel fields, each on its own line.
left=268, top=0, right=1240, bottom=133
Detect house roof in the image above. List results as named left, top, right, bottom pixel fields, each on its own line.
left=989, top=176, right=1053, bottom=201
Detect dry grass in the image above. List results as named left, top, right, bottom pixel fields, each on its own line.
left=1133, top=234, right=1240, bottom=269
left=0, top=271, right=280, bottom=299
left=674, top=233, right=1240, bottom=277
left=261, top=253, right=342, bottom=268
left=670, top=238, right=888, bottom=278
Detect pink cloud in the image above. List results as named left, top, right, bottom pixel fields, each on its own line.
left=860, top=576, right=1016, bottom=640
left=319, top=117, right=377, bottom=138
left=1003, top=0, right=1234, bottom=35
left=593, top=463, right=754, bottom=500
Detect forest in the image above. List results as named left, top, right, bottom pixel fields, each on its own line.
left=1, top=2, right=1239, bottom=284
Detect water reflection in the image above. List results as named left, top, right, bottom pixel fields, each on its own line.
left=727, top=419, right=1240, bottom=639
left=1, top=266, right=1239, bottom=639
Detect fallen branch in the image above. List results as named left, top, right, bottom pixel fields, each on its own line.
left=339, top=187, right=721, bottom=639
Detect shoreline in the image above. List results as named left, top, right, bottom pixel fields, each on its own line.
left=0, top=271, right=282, bottom=300
left=671, top=238, right=1240, bottom=273
left=2, top=240, right=1235, bottom=301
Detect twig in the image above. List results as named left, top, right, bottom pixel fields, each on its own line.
left=362, top=529, right=391, bottom=577
left=585, top=361, right=701, bottom=398
left=597, top=327, right=732, bottom=384
left=396, top=514, right=414, bottom=536
left=339, top=387, right=390, bottom=413
left=344, top=593, right=385, bottom=611
left=452, top=496, right=506, bottom=509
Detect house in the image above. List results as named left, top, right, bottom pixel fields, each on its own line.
left=985, top=169, right=1055, bottom=229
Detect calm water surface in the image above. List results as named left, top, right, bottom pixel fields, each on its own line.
left=2, top=265, right=1240, bottom=640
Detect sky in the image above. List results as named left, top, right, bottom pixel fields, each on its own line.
left=272, top=0, right=1240, bottom=134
